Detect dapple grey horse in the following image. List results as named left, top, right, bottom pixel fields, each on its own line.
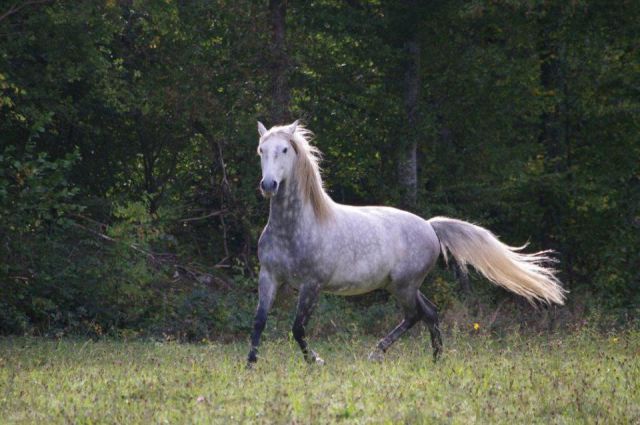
left=247, top=120, right=566, bottom=366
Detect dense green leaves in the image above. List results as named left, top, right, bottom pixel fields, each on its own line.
left=0, top=0, right=637, bottom=336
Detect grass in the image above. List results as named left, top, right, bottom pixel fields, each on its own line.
left=0, top=329, right=638, bottom=424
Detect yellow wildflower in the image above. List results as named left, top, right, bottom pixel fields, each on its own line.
left=473, top=322, right=480, bottom=331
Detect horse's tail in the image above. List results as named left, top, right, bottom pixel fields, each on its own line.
left=428, top=216, right=566, bottom=305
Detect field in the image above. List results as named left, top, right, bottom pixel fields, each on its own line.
left=0, top=330, right=639, bottom=424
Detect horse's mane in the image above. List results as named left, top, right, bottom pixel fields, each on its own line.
left=263, top=124, right=333, bottom=222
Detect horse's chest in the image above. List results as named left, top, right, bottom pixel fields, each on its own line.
left=258, top=231, right=320, bottom=284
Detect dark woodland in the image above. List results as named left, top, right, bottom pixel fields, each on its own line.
left=1, top=0, right=638, bottom=339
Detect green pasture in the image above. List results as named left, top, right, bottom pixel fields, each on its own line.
left=1, top=330, right=638, bottom=424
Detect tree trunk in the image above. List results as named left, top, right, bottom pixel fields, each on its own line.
left=537, top=8, right=573, bottom=288
left=397, top=29, right=420, bottom=209
left=268, top=0, right=291, bottom=124
left=538, top=28, right=564, bottom=174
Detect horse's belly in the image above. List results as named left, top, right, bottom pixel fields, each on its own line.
left=324, top=280, right=387, bottom=296
left=324, top=262, right=390, bottom=296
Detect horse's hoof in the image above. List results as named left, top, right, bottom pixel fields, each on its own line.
left=306, top=351, right=325, bottom=365
left=432, top=347, right=442, bottom=362
left=368, top=350, right=384, bottom=362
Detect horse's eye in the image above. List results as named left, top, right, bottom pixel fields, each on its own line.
left=258, top=148, right=263, bottom=154
left=283, top=147, right=288, bottom=154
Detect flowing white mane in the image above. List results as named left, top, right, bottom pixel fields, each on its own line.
left=262, top=124, right=333, bottom=222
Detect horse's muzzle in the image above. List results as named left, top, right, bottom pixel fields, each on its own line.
left=260, top=178, right=279, bottom=197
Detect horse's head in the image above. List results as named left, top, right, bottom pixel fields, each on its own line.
left=257, top=120, right=299, bottom=198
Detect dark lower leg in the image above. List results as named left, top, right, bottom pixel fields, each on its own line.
left=375, top=314, right=420, bottom=353
left=292, top=320, right=319, bottom=363
left=247, top=307, right=268, bottom=363
left=247, top=273, right=277, bottom=365
left=292, top=284, right=321, bottom=363
left=418, top=291, right=442, bottom=360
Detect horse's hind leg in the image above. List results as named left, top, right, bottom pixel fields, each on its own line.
left=417, top=291, right=443, bottom=361
left=292, top=283, right=324, bottom=365
left=368, top=313, right=420, bottom=361
left=368, top=286, right=421, bottom=361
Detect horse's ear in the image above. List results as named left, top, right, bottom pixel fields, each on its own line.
left=257, top=121, right=268, bottom=137
left=286, top=120, right=299, bottom=135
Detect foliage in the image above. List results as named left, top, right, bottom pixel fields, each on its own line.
left=0, top=144, right=81, bottom=333
left=0, top=0, right=638, bottom=336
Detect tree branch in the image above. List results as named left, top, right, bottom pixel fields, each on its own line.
left=0, top=0, right=52, bottom=23
left=178, top=209, right=227, bottom=223
left=70, top=215, right=232, bottom=289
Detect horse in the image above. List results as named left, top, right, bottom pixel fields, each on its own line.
left=247, top=120, right=566, bottom=366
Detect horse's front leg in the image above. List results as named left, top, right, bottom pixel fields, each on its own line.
left=293, top=283, right=324, bottom=365
left=247, top=270, right=278, bottom=366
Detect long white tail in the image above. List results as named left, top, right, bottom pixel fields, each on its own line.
left=429, top=217, right=566, bottom=305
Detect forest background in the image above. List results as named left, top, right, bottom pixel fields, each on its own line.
left=1, top=0, right=638, bottom=340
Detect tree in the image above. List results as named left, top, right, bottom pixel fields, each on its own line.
left=268, top=0, right=291, bottom=124
left=397, top=0, right=421, bottom=209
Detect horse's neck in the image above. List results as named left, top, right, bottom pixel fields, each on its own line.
left=267, top=180, right=315, bottom=234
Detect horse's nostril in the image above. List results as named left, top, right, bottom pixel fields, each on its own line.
left=260, top=179, right=278, bottom=193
